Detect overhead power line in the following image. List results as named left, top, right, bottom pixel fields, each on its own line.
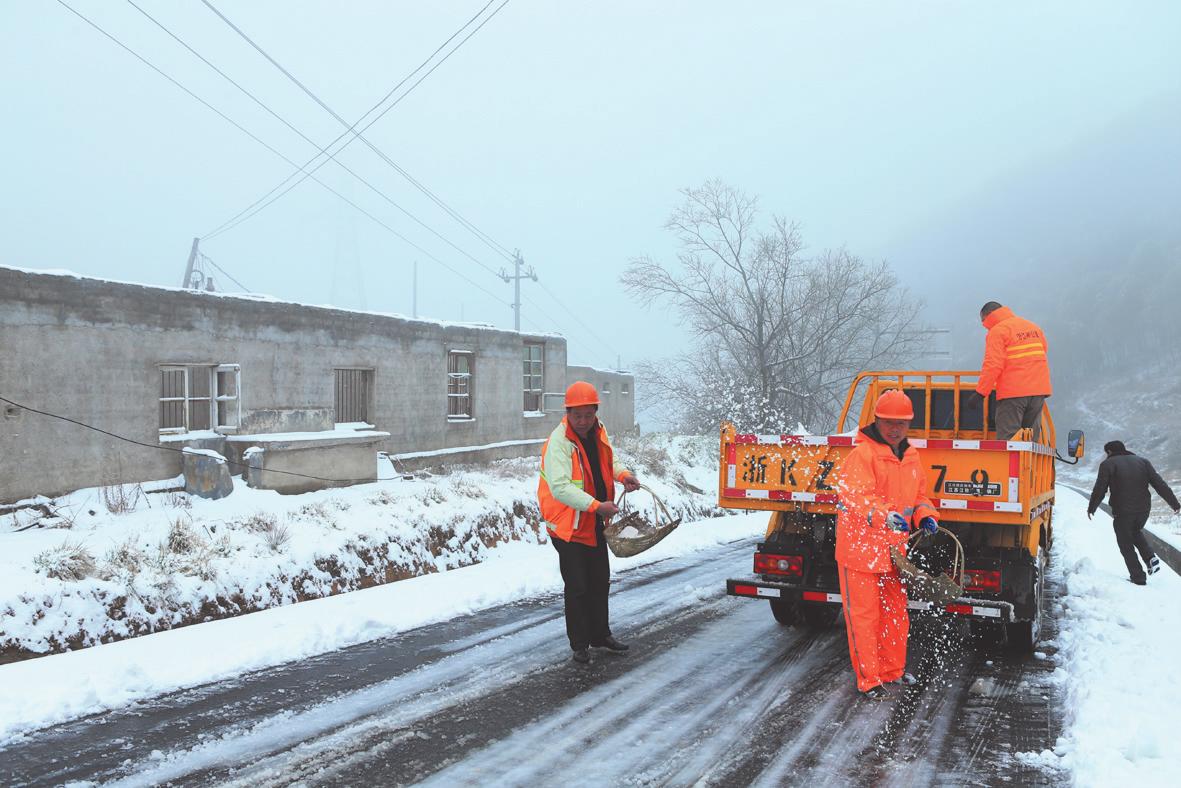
left=55, top=0, right=510, bottom=307
left=199, top=0, right=516, bottom=263
left=125, top=0, right=504, bottom=281
left=200, top=0, right=512, bottom=243
left=201, top=253, right=250, bottom=292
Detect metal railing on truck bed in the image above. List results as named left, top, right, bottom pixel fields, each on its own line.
left=717, top=371, right=1057, bottom=528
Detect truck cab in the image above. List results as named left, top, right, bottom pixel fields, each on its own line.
left=721, top=370, right=1083, bottom=652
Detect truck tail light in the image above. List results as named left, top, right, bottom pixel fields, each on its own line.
left=754, top=553, right=803, bottom=577
left=963, top=568, right=1001, bottom=593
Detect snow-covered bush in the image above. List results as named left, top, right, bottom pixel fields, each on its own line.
left=33, top=540, right=96, bottom=581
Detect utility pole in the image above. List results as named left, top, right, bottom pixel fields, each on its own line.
left=499, top=250, right=538, bottom=332
left=182, top=237, right=199, bottom=288
left=412, top=260, right=418, bottom=319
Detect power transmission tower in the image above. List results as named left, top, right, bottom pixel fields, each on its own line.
left=499, top=251, right=538, bottom=332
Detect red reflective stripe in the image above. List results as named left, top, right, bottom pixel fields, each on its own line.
left=802, top=591, right=828, bottom=602
left=980, top=440, right=1008, bottom=451
left=945, top=603, right=973, bottom=615
left=966, top=500, right=994, bottom=511
left=733, top=584, right=758, bottom=596
left=925, top=439, right=954, bottom=449
left=827, top=435, right=854, bottom=446
left=727, top=444, right=736, bottom=464
left=734, top=434, right=757, bottom=444
left=813, top=493, right=840, bottom=504
left=723, top=487, right=746, bottom=498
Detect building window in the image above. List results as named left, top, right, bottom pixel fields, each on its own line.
left=447, top=351, right=473, bottom=419
left=602, top=380, right=611, bottom=395
left=523, top=343, right=543, bottom=412
left=335, top=368, right=373, bottom=425
left=160, top=364, right=239, bottom=434
left=621, top=381, right=630, bottom=396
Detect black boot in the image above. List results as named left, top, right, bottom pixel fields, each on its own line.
left=592, top=635, right=629, bottom=653
left=572, top=648, right=591, bottom=664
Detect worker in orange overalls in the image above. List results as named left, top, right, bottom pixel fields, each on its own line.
left=538, top=381, right=641, bottom=664
left=971, top=301, right=1052, bottom=440
left=836, top=389, right=939, bottom=699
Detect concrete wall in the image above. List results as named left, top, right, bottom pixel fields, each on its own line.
left=566, top=366, right=637, bottom=437
left=0, top=267, right=630, bottom=503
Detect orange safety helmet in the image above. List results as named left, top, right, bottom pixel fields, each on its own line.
left=564, top=380, right=601, bottom=408
left=874, top=389, right=914, bottom=420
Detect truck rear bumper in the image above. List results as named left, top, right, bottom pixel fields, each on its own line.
left=726, top=578, right=1015, bottom=622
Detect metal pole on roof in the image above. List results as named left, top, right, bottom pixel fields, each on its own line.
left=182, top=237, right=199, bottom=288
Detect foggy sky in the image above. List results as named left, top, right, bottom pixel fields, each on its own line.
left=3, top=1, right=1180, bottom=373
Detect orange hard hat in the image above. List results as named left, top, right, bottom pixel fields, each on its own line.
left=565, top=380, right=600, bottom=408
left=874, top=389, right=914, bottom=420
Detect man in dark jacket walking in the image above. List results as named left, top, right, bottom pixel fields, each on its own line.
left=1088, top=441, right=1181, bottom=584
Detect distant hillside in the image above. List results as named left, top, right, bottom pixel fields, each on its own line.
left=881, top=92, right=1181, bottom=466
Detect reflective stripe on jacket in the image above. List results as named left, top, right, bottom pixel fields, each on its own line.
left=976, top=306, right=1052, bottom=400
left=538, top=418, right=632, bottom=546
left=835, top=427, right=939, bottom=573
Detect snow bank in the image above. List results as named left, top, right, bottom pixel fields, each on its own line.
left=1044, top=486, right=1181, bottom=786
left=0, top=435, right=724, bottom=659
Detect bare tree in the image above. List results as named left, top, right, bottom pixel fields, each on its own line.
left=623, top=180, right=928, bottom=433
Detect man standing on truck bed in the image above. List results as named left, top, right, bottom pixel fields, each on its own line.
left=836, top=390, right=940, bottom=699
left=1087, top=440, right=1180, bottom=585
left=538, top=381, right=641, bottom=664
left=971, top=301, right=1052, bottom=441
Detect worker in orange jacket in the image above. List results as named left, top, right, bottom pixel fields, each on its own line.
left=836, top=389, right=939, bottom=699
left=972, top=301, right=1052, bottom=440
left=538, top=381, right=640, bottom=664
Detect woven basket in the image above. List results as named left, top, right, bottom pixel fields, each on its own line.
left=602, top=485, right=682, bottom=558
left=890, top=526, right=964, bottom=607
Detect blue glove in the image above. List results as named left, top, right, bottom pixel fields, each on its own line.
left=918, top=516, right=939, bottom=536
left=887, top=512, right=910, bottom=533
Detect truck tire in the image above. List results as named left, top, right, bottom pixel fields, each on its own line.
left=800, top=602, right=840, bottom=630
left=1007, top=546, right=1046, bottom=653
left=769, top=597, right=799, bottom=625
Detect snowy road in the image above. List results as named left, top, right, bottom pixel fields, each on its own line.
left=1, top=538, right=1065, bottom=787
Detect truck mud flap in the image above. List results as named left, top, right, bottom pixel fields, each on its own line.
left=727, top=579, right=1015, bottom=622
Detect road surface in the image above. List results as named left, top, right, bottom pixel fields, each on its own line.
left=0, top=538, right=1065, bottom=786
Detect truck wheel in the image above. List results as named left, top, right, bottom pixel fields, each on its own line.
left=801, top=602, right=840, bottom=630
left=1007, top=546, right=1046, bottom=653
left=769, top=598, right=799, bottom=626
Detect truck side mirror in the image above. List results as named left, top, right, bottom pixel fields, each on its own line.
left=1067, top=429, right=1085, bottom=459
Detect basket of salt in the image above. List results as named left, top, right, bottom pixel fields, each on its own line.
left=890, top=526, right=965, bottom=608
left=601, top=484, right=682, bottom=558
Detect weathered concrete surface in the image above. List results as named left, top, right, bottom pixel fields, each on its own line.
left=240, top=439, right=384, bottom=494
left=0, top=267, right=635, bottom=503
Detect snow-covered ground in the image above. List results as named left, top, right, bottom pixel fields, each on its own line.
left=1042, top=486, right=1181, bottom=785
left=0, top=512, right=766, bottom=745
left=0, top=435, right=723, bottom=659
left=4, top=460, right=1180, bottom=787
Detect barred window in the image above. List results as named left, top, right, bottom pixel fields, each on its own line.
left=523, top=343, right=543, bottom=412
left=621, top=381, right=630, bottom=396
left=447, top=352, right=473, bottom=419
left=335, top=368, right=374, bottom=424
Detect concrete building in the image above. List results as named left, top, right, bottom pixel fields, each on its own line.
left=0, top=266, right=634, bottom=503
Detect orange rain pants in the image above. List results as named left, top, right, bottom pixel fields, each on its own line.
left=838, top=566, right=909, bottom=692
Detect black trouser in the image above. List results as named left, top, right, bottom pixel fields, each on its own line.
left=1112, top=510, right=1156, bottom=581
left=551, top=533, right=611, bottom=650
